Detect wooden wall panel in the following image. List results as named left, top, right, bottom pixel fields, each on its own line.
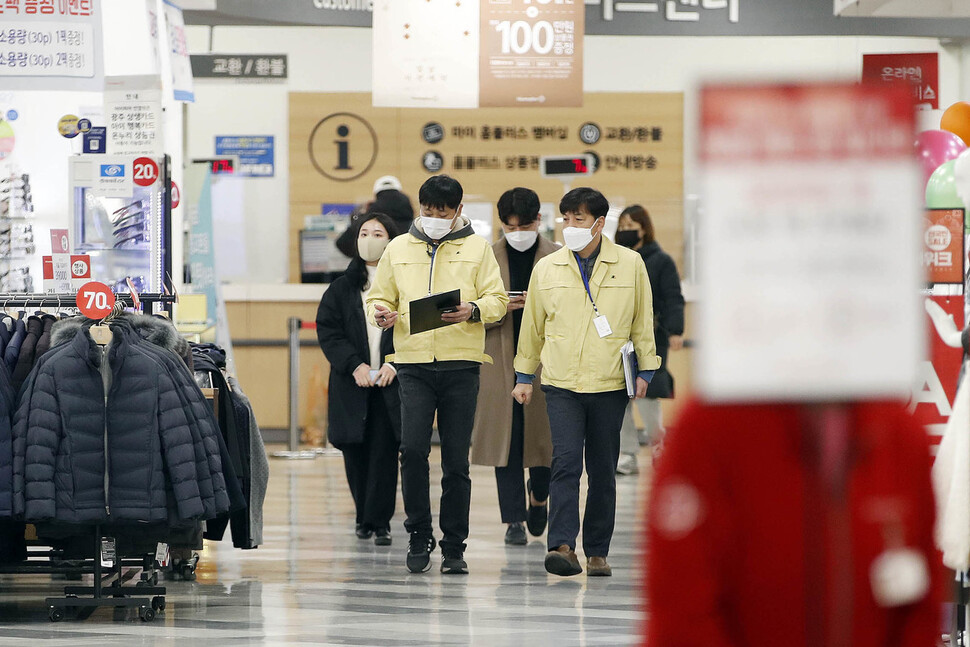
left=289, top=92, right=685, bottom=282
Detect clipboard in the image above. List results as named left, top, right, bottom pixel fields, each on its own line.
left=409, top=289, right=461, bottom=334
left=621, top=340, right=639, bottom=398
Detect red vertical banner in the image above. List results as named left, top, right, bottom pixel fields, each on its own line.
left=914, top=295, right=965, bottom=447
left=862, top=52, right=939, bottom=110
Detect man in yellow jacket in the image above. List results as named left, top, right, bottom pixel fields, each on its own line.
left=512, top=187, right=660, bottom=578
left=367, top=175, right=509, bottom=575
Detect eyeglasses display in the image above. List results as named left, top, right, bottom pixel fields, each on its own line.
left=69, top=156, right=172, bottom=295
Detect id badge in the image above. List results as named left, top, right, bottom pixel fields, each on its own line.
left=869, top=548, right=930, bottom=607
left=593, top=315, right=613, bottom=338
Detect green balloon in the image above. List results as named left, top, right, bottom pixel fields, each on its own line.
left=926, top=159, right=964, bottom=208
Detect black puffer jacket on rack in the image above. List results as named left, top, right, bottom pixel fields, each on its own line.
left=0, top=361, right=15, bottom=518
left=0, top=315, right=12, bottom=358
left=11, top=319, right=229, bottom=525
left=3, top=316, right=25, bottom=371
left=193, top=344, right=267, bottom=549
left=112, top=313, right=235, bottom=518
left=33, top=314, right=57, bottom=359
left=10, top=315, right=43, bottom=392
left=0, top=360, right=24, bottom=563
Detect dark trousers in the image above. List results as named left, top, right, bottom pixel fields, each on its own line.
left=495, top=400, right=550, bottom=524
left=397, top=364, right=480, bottom=555
left=542, top=385, right=628, bottom=557
left=341, top=390, right=399, bottom=532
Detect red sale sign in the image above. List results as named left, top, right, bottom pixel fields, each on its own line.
left=133, top=157, right=159, bottom=187
left=76, top=282, right=116, bottom=319
left=862, top=52, right=939, bottom=109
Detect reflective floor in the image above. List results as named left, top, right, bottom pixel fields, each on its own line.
left=0, top=447, right=653, bottom=646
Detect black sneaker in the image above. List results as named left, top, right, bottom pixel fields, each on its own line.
left=406, top=533, right=436, bottom=573
left=505, top=522, right=528, bottom=546
left=526, top=479, right=548, bottom=537
left=374, top=528, right=392, bottom=546
left=440, top=551, right=468, bottom=575
left=356, top=524, right=374, bottom=540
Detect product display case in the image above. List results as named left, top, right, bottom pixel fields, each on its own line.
left=68, top=155, right=172, bottom=294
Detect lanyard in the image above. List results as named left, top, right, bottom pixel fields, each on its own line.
left=574, top=252, right=600, bottom=316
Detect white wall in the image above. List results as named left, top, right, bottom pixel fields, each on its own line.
left=185, top=25, right=961, bottom=284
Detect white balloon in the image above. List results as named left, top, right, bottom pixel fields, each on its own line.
left=952, top=148, right=970, bottom=207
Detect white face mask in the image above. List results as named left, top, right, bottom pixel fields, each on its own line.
left=562, top=223, right=598, bottom=252
left=504, top=230, right=538, bottom=252
left=358, top=235, right=389, bottom=262
left=420, top=216, right=455, bottom=240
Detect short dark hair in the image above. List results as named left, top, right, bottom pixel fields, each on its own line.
left=497, top=187, right=540, bottom=226
left=620, top=204, right=655, bottom=244
left=559, top=187, right=609, bottom=220
left=418, top=175, right=463, bottom=210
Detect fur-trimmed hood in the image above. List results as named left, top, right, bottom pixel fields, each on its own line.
left=50, top=313, right=193, bottom=369
left=49, top=316, right=88, bottom=350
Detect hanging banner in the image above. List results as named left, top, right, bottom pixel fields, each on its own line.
left=104, top=75, right=164, bottom=156
left=0, top=0, right=104, bottom=92
left=479, top=0, right=584, bottom=107
left=697, top=82, right=923, bottom=401
left=862, top=52, right=938, bottom=110
left=923, top=208, right=965, bottom=285
left=163, top=0, right=194, bottom=102
left=915, top=295, right=965, bottom=446
left=372, top=0, right=479, bottom=108
left=188, top=171, right=217, bottom=326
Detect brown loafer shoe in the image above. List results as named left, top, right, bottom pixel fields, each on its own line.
left=545, top=545, right=582, bottom=576
left=587, top=556, right=612, bottom=577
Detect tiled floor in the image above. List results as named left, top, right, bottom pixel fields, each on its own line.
left=0, top=447, right=653, bottom=646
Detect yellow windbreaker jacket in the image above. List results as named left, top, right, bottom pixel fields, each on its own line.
left=513, top=236, right=661, bottom=393
left=366, top=217, right=509, bottom=364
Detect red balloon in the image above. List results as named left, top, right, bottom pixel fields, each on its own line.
left=915, top=129, right=967, bottom=185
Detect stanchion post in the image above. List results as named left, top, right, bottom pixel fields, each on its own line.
left=271, top=317, right=317, bottom=460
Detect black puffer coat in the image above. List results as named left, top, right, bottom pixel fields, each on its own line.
left=638, top=241, right=685, bottom=399
left=11, top=315, right=43, bottom=392
left=11, top=319, right=228, bottom=524
left=0, top=361, right=14, bottom=518
left=3, top=317, right=25, bottom=371
left=315, top=262, right=401, bottom=448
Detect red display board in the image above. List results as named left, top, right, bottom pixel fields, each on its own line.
left=862, top=52, right=939, bottom=109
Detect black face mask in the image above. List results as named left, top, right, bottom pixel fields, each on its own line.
left=615, top=230, right=641, bottom=248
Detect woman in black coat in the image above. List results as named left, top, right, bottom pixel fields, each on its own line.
left=315, top=212, right=402, bottom=546
left=614, top=204, right=685, bottom=475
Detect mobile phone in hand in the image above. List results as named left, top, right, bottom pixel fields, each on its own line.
left=507, top=291, right=524, bottom=298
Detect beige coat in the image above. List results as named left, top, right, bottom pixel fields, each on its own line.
left=470, top=236, right=557, bottom=468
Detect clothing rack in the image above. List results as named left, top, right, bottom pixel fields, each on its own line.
left=0, top=299, right=177, bottom=621
left=43, top=525, right=166, bottom=622
left=0, top=292, right=176, bottom=313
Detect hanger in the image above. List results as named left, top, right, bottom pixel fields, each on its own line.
left=89, top=301, right=124, bottom=346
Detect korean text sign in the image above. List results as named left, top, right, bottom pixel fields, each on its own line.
left=215, top=136, right=274, bottom=177
left=923, top=209, right=965, bottom=285
left=862, top=52, right=938, bottom=110
left=0, top=0, right=103, bottom=92
left=697, top=83, right=922, bottom=401
left=480, top=0, right=584, bottom=108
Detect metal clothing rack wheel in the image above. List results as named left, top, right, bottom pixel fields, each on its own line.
left=44, top=525, right=166, bottom=622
